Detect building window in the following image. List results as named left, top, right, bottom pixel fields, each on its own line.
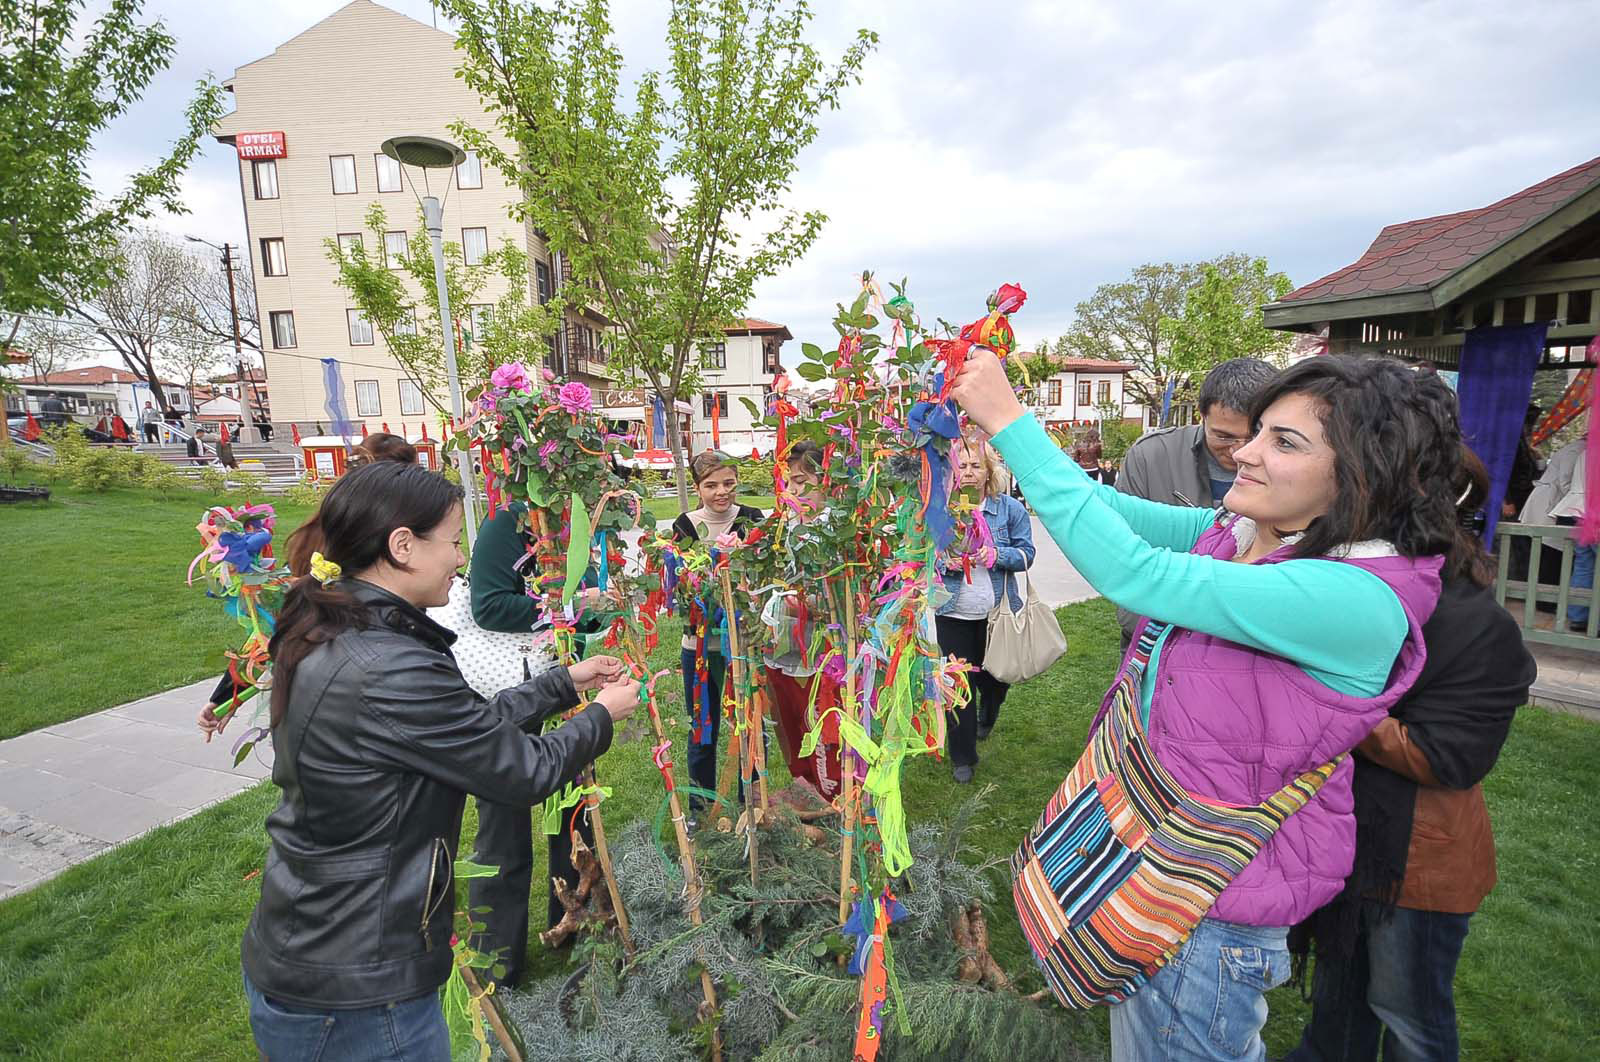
left=464, top=304, right=493, bottom=347
left=399, top=378, right=425, bottom=415
left=347, top=309, right=374, bottom=345
left=260, top=238, right=287, bottom=277
left=1148, top=406, right=1159, bottom=427
left=394, top=310, right=418, bottom=336
left=375, top=153, right=403, bottom=193
left=252, top=160, right=279, bottom=200
left=1077, top=381, right=1092, bottom=406
left=535, top=260, right=552, bottom=304
left=457, top=150, right=483, bottom=189
left=763, top=339, right=781, bottom=374
left=702, top=391, right=729, bottom=418
left=1047, top=379, right=1062, bottom=406
left=336, top=232, right=363, bottom=259
left=269, top=311, right=296, bottom=348
left=383, top=230, right=408, bottom=269
left=701, top=341, right=726, bottom=370
left=354, top=379, right=381, bottom=417
left=461, top=227, right=488, bottom=266
left=1097, top=380, right=1112, bottom=405
left=330, top=154, right=358, bottom=194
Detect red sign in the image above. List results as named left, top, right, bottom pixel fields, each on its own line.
left=236, top=131, right=286, bottom=160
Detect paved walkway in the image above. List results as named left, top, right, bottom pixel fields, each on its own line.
left=0, top=679, right=273, bottom=899
left=0, top=525, right=1095, bottom=901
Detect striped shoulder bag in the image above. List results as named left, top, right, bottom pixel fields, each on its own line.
left=1010, top=620, right=1343, bottom=1009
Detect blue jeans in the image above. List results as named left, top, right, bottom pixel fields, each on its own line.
left=682, top=647, right=728, bottom=812
left=243, top=971, right=450, bottom=1062
left=1286, top=905, right=1472, bottom=1062
left=1570, top=543, right=1595, bottom=627
left=1109, top=917, right=1290, bottom=1061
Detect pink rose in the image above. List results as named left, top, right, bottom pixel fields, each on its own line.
left=558, top=381, right=593, bottom=415
left=477, top=391, right=498, bottom=414
left=542, top=367, right=557, bottom=382
left=490, top=362, right=532, bottom=393
left=714, top=531, right=742, bottom=552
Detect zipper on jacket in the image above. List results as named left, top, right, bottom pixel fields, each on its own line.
left=421, top=837, right=453, bottom=951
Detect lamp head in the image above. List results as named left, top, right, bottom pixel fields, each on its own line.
left=380, top=135, right=465, bottom=169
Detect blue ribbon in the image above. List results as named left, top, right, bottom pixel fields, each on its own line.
left=906, top=372, right=962, bottom=550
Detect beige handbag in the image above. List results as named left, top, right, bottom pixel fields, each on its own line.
left=984, top=570, right=1067, bottom=684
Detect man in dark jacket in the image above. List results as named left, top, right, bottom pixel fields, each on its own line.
left=1113, top=357, right=1276, bottom=646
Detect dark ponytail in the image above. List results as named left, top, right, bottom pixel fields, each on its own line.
left=268, top=463, right=462, bottom=727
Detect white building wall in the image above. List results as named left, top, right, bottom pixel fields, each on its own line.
left=690, top=332, right=784, bottom=455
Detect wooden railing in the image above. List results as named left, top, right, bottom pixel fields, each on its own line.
left=1493, top=522, right=1598, bottom=652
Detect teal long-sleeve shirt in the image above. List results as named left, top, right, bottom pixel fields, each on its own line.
left=990, top=415, right=1407, bottom=714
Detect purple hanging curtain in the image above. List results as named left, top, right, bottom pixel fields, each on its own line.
left=1456, top=322, right=1548, bottom=541
left=321, top=358, right=355, bottom=442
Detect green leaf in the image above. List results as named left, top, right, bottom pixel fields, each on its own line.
left=232, top=741, right=254, bottom=768
left=738, top=396, right=760, bottom=418
left=801, top=342, right=824, bottom=362
left=453, top=859, right=500, bottom=879
left=562, top=492, right=592, bottom=605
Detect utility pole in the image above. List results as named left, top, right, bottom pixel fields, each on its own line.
left=220, top=244, right=257, bottom=444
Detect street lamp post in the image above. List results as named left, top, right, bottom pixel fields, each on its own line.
left=381, top=135, right=481, bottom=547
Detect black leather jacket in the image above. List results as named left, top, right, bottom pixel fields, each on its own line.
left=241, top=581, right=613, bottom=1008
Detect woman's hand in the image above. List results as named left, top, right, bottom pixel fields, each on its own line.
left=580, top=586, right=619, bottom=611
left=197, top=702, right=232, bottom=743
left=594, top=679, right=643, bottom=723
left=976, top=545, right=998, bottom=569
left=569, top=655, right=625, bottom=692
left=949, top=347, right=1025, bottom=436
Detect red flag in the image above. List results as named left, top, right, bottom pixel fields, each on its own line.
left=421, top=420, right=429, bottom=441
left=400, top=423, right=408, bottom=439
left=291, top=423, right=302, bottom=446
left=95, top=417, right=108, bottom=435
left=112, top=415, right=131, bottom=441
left=360, top=422, right=369, bottom=439
left=381, top=422, right=390, bottom=434
left=22, top=413, right=41, bottom=441
left=710, top=392, right=721, bottom=448
left=219, top=422, right=231, bottom=444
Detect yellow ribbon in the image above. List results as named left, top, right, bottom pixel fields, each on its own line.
left=309, top=551, right=342, bottom=586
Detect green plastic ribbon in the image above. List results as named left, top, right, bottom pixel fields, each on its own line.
left=562, top=491, right=591, bottom=605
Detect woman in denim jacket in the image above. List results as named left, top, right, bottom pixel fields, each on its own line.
left=935, top=435, right=1036, bottom=782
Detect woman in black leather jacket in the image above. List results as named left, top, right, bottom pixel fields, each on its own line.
left=239, top=462, right=640, bottom=1061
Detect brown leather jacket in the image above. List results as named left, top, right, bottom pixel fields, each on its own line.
left=1358, top=718, right=1496, bottom=914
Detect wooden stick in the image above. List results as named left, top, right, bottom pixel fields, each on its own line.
left=718, top=565, right=759, bottom=888
left=532, top=508, right=631, bottom=953
left=459, top=963, right=525, bottom=1062
left=620, top=625, right=723, bottom=1061
left=838, top=573, right=859, bottom=924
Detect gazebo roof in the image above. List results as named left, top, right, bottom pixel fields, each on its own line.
left=1266, top=155, right=1600, bottom=329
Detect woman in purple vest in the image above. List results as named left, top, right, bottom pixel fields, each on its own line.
left=952, top=352, right=1476, bottom=1061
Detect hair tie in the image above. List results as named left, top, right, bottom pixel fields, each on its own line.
left=309, top=552, right=342, bottom=586
left=1454, top=483, right=1473, bottom=508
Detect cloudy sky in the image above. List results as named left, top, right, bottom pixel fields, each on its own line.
left=94, top=0, right=1600, bottom=355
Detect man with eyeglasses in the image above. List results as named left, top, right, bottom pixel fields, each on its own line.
left=1113, top=356, right=1278, bottom=649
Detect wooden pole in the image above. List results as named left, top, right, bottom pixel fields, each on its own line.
left=620, top=622, right=722, bottom=1061
left=532, top=508, right=630, bottom=953
left=459, top=963, right=525, bottom=1062
left=718, top=564, right=758, bottom=887
left=838, top=574, right=859, bottom=924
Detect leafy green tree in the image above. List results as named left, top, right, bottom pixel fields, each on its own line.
left=1, top=0, right=223, bottom=345
left=1062, top=253, right=1291, bottom=413
left=442, top=0, right=875, bottom=503
left=1159, top=255, right=1293, bottom=377
left=328, top=204, right=569, bottom=417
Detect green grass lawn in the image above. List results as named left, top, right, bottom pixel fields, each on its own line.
left=2, top=486, right=1595, bottom=1059
left=0, top=484, right=317, bottom=740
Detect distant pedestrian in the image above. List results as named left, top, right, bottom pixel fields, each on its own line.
left=140, top=402, right=161, bottom=443
left=187, top=430, right=205, bottom=466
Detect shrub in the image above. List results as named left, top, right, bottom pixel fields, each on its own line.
left=737, top=456, right=774, bottom=491
left=228, top=470, right=269, bottom=502
left=283, top=474, right=328, bottom=508
left=196, top=466, right=230, bottom=496
left=1, top=445, right=43, bottom=482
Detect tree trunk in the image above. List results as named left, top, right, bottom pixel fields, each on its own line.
left=661, top=387, right=690, bottom=511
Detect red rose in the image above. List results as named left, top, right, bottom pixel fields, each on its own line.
left=994, top=283, right=1026, bottom=314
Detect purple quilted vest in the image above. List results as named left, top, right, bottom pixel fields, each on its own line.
left=1104, top=516, right=1442, bottom=927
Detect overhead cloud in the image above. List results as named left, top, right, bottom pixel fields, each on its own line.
left=93, top=0, right=1600, bottom=357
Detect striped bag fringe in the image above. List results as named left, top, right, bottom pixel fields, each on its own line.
left=1011, top=621, right=1342, bottom=1009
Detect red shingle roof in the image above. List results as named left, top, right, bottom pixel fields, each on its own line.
left=14, top=365, right=182, bottom=387
left=1282, top=155, right=1600, bottom=304
left=723, top=318, right=792, bottom=339
left=1017, top=352, right=1136, bottom=374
